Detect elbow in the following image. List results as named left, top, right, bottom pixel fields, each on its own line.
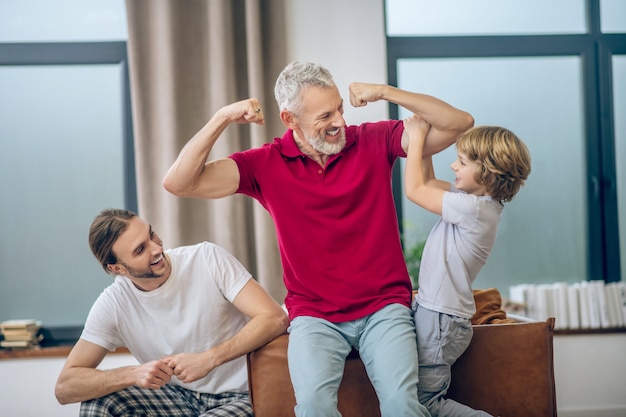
left=405, top=192, right=419, bottom=206
left=462, top=113, right=475, bottom=132
left=404, top=186, right=425, bottom=208
left=162, top=175, right=189, bottom=197
left=274, top=310, right=290, bottom=336
left=404, top=183, right=418, bottom=202
left=279, top=314, right=290, bottom=333
left=162, top=177, right=178, bottom=196
left=54, top=382, right=71, bottom=405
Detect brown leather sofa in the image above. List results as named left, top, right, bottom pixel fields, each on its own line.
left=247, top=302, right=557, bottom=417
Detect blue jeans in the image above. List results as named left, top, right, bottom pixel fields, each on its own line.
left=287, top=303, right=429, bottom=417
left=414, top=305, right=493, bottom=417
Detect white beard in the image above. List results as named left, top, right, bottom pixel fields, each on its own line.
left=306, top=128, right=346, bottom=155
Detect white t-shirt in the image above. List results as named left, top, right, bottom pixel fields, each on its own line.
left=80, top=242, right=252, bottom=393
left=415, top=186, right=503, bottom=319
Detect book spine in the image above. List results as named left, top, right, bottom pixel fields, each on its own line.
left=553, top=282, right=570, bottom=330
left=567, top=283, right=580, bottom=329
left=506, top=280, right=626, bottom=329
left=578, top=282, right=591, bottom=329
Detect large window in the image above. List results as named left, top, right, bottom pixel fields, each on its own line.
left=0, top=43, right=135, bottom=333
left=386, top=0, right=626, bottom=294
left=0, top=1, right=131, bottom=342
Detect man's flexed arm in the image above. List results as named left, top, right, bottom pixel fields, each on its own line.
left=349, top=83, right=474, bottom=156
left=163, top=98, right=265, bottom=199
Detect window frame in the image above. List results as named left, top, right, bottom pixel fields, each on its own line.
left=386, top=0, right=624, bottom=282
left=0, top=41, right=136, bottom=344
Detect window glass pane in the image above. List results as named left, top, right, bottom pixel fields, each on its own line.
left=0, top=65, right=126, bottom=326
left=386, top=0, right=586, bottom=36
left=601, top=0, right=626, bottom=33
left=397, top=56, right=586, bottom=296
left=614, top=55, right=626, bottom=281
left=0, top=0, right=126, bottom=42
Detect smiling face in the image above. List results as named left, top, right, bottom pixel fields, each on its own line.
left=290, top=85, right=346, bottom=155
left=108, top=216, right=171, bottom=290
left=451, top=151, right=489, bottom=197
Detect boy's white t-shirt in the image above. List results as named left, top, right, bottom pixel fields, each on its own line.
left=415, top=185, right=503, bottom=319
left=80, top=241, right=252, bottom=393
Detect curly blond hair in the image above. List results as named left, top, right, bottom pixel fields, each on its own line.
left=456, top=126, right=531, bottom=203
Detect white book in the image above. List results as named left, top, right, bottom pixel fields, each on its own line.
left=0, top=319, right=39, bottom=331
left=583, top=280, right=602, bottom=328
left=524, top=284, right=539, bottom=320
left=536, top=284, right=553, bottom=322
left=615, top=282, right=626, bottom=327
left=567, top=283, right=580, bottom=330
left=508, top=284, right=526, bottom=305
left=606, top=283, right=624, bottom=328
left=552, top=282, right=569, bottom=330
left=591, top=280, right=611, bottom=328
left=578, top=282, right=591, bottom=329
left=509, top=284, right=535, bottom=319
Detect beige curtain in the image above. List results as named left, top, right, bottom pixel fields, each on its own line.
left=125, top=0, right=287, bottom=302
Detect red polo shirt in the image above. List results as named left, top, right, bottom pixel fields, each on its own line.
left=230, top=120, right=412, bottom=322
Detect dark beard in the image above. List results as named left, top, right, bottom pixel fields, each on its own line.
left=119, top=261, right=163, bottom=279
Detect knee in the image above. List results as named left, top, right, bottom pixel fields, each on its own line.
left=419, top=394, right=443, bottom=417
left=79, top=388, right=138, bottom=417
left=80, top=396, right=118, bottom=417
left=294, top=387, right=340, bottom=417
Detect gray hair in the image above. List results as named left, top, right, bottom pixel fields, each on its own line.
left=274, top=61, right=336, bottom=114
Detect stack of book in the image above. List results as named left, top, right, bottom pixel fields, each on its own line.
left=509, top=280, right=626, bottom=330
left=0, top=319, right=43, bottom=349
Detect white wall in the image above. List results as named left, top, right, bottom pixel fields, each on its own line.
left=0, top=354, right=137, bottom=417
left=554, top=333, right=626, bottom=417
left=284, top=0, right=389, bottom=125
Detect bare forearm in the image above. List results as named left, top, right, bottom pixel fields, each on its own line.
left=362, top=84, right=473, bottom=156
left=206, top=312, right=288, bottom=368
left=403, top=115, right=446, bottom=214
left=381, top=85, right=473, bottom=134
left=422, top=156, right=435, bottom=183
left=405, top=136, right=426, bottom=200
left=164, top=310, right=288, bottom=384
left=55, top=366, right=136, bottom=404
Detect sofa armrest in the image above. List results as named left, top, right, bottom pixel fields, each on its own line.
left=448, top=317, right=557, bottom=417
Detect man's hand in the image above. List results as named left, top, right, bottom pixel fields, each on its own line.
left=133, top=360, right=175, bottom=389
left=216, top=98, right=265, bottom=125
left=349, top=82, right=385, bottom=107
left=162, top=352, right=213, bottom=383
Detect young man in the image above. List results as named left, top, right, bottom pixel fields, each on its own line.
left=404, top=116, right=531, bottom=416
left=163, top=61, right=474, bottom=417
left=55, top=208, right=289, bottom=417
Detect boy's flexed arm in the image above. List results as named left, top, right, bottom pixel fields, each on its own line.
left=163, top=98, right=265, bottom=199
left=403, top=115, right=448, bottom=216
left=349, top=83, right=474, bottom=156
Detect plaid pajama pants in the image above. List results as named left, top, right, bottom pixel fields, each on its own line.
left=79, top=385, right=252, bottom=417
